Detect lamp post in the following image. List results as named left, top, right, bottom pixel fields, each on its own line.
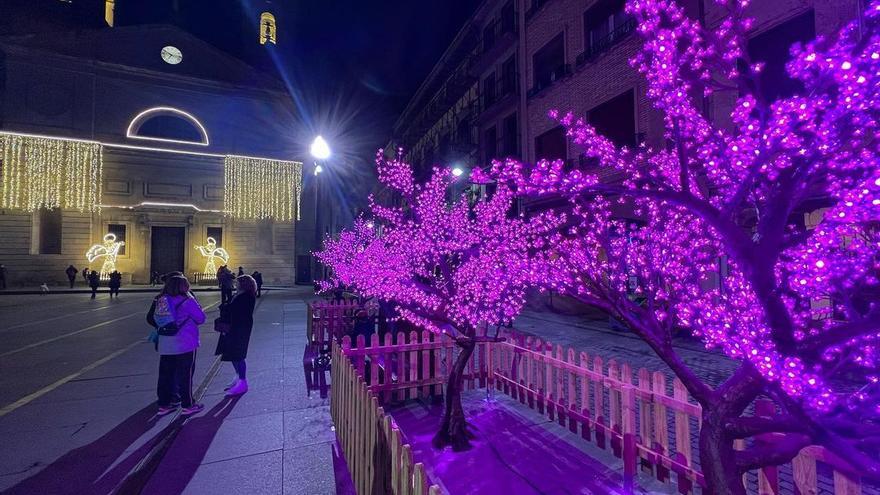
left=311, top=136, right=331, bottom=282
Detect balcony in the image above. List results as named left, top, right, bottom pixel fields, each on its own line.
left=477, top=75, right=519, bottom=123
left=468, top=13, right=519, bottom=76
left=527, top=64, right=571, bottom=98
left=576, top=17, right=637, bottom=67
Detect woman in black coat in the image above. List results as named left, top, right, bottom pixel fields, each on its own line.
left=215, top=274, right=257, bottom=396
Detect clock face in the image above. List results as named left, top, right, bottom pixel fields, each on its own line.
left=160, top=46, right=183, bottom=65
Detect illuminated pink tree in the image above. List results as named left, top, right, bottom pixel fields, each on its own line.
left=480, top=0, right=880, bottom=492
left=317, top=150, right=562, bottom=450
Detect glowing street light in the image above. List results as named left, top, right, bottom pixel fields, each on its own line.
left=310, top=136, right=331, bottom=160
left=313, top=164, right=323, bottom=176
left=451, top=166, right=465, bottom=177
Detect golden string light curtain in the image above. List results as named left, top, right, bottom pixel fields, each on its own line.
left=0, top=134, right=103, bottom=211
left=223, top=156, right=302, bottom=222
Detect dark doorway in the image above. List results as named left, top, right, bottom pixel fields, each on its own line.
left=151, top=226, right=186, bottom=276
left=296, top=255, right=312, bottom=285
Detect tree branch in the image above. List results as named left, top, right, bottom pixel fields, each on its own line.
left=734, top=433, right=812, bottom=471
left=724, top=416, right=810, bottom=438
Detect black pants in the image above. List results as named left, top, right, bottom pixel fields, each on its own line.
left=90, top=286, right=98, bottom=298
left=221, top=288, right=233, bottom=304
left=256, top=285, right=262, bottom=298
left=68, top=276, right=75, bottom=288
left=157, top=350, right=196, bottom=408
left=110, top=287, right=119, bottom=297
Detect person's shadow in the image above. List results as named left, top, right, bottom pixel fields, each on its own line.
left=139, top=396, right=241, bottom=494
left=3, top=404, right=164, bottom=495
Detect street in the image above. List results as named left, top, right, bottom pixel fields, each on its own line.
left=0, top=288, right=345, bottom=494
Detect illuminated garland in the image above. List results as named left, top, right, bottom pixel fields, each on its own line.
left=0, top=134, right=102, bottom=211
left=223, top=156, right=302, bottom=221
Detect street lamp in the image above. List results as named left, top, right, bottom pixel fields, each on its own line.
left=310, top=135, right=331, bottom=160
left=310, top=136, right=331, bottom=282
left=451, top=166, right=465, bottom=177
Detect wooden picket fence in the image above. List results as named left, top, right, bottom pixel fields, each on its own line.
left=329, top=326, right=869, bottom=495
left=331, top=341, right=442, bottom=495
left=492, top=329, right=867, bottom=495
left=307, top=299, right=378, bottom=347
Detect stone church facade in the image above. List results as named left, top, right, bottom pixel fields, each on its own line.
left=0, top=24, right=303, bottom=286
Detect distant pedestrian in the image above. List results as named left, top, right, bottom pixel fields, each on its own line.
left=0, top=264, right=6, bottom=289
left=108, top=270, right=122, bottom=298
left=152, top=275, right=206, bottom=416
left=237, top=266, right=244, bottom=277
left=151, top=271, right=160, bottom=287
left=65, top=265, right=78, bottom=289
left=87, top=270, right=100, bottom=299
left=352, top=309, right=375, bottom=341
left=215, top=274, right=257, bottom=396
left=219, top=267, right=234, bottom=304
left=82, top=267, right=88, bottom=283
left=40, top=283, right=50, bottom=295
left=251, top=271, right=263, bottom=298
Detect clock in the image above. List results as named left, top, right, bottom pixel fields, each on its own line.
left=160, top=46, right=183, bottom=65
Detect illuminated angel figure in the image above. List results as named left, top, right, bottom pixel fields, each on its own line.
left=195, top=237, right=229, bottom=276
left=86, top=233, right=125, bottom=278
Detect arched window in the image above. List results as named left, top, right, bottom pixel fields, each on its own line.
left=126, top=107, right=209, bottom=146
left=260, top=12, right=277, bottom=45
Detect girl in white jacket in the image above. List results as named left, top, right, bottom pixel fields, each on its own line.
left=153, top=276, right=206, bottom=416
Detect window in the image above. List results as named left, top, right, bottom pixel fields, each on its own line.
left=501, top=1, right=516, bottom=34
left=127, top=107, right=209, bottom=145
left=502, top=55, right=517, bottom=95
left=483, top=23, right=496, bottom=53
left=534, top=126, right=567, bottom=161
left=105, top=0, right=115, bottom=26
left=207, top=226, right=223, bottom=247
left=532, top=33, right=566, bottom=92
left=38, top=208, right=62, bottom=255
left=587, top=89, right=636, bottom=147
left=502, top=113, right=518, bottom=157
left=483, top=72, right=497, bottom=108
left=260, top=12, right=277, bottom=45
left=581, top=0, right=634, bottom=63
left=108, top=223, right=126, bottom=255
left=484, top=126, right=498, bottom=164
left=746, top=11, right=815, bottom=101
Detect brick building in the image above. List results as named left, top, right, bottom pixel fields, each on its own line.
left=394, top=0, right=864, bottom=192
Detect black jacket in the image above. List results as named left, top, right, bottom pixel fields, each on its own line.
left=214, top=292, right=256, bottom=361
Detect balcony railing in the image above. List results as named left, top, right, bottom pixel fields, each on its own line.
left=481, top=11, right=518, bottom=54
left=576, top=17, right=637, bottom=67
left=481, top=74, right=519, bottom=110
left=527, top=63, right=571, bottom=98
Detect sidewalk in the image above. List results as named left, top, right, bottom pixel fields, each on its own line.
left=139, top=288, right=348, bottom=494
left=0, top=288, right=349, bottom=494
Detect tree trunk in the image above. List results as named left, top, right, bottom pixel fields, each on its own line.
left=432, top=338, right=476, bottom=451
left=699, top=416, right=746, bottom=495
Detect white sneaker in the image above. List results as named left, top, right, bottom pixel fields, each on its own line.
left=224, top=378, right=239, bottom=391
left=226, top=379, right=248, bottom=396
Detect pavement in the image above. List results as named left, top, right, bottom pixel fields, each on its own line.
left=512, top=306, right=739, bottom=389
left=0, top=283, right=314, bottom=296
left=0, top=287, right=348, bottom=494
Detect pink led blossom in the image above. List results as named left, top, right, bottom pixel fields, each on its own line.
left=318, top=149, right=564, bottom=450
left=485, top=0, right=880, bottom=487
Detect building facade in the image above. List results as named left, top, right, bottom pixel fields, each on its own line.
left=0, top=23, right=303, bottom=286
left=394, top=0, right=864, bottom=191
